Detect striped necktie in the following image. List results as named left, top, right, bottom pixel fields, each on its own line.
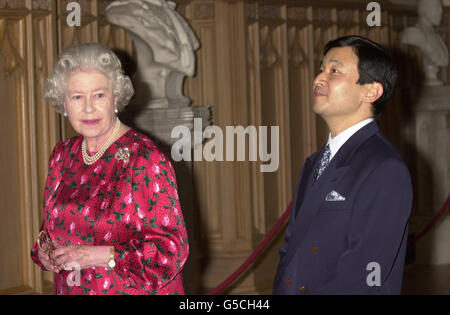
left=315, top=144, right=331, bottom=180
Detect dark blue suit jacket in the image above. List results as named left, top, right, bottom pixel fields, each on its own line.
left=273, top=121, right=413, bottom=294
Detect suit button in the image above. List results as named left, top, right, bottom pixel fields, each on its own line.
left=299, top=286, right=307, bottom=292
left=285, top=278, right=291, bottom=286
left=311, top=246, right=319, bottom=253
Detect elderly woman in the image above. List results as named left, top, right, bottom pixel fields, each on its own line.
left=30, top=43, right=189, bottom=295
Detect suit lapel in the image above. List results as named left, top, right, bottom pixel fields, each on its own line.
left=292, top=155, right=316, bottom=220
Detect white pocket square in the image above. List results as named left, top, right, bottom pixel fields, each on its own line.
left=325, top=190, right=346, bottom=201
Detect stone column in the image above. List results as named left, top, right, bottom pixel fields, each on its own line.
left=412, top=86, right=450, bottom=265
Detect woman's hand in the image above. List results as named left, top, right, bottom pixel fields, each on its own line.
left=37, top=240, right=62, bottom=273
left=50, top=245, right=110, bottom=271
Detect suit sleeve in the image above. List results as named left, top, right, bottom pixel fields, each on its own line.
left=314, top=158, right=413, bottom=294
left=278, top=163, right=308, bottom=262
left=274, top=161, right=309, bottom=288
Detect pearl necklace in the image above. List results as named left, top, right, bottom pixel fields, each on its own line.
left=81, top=118, right=121, bottom=165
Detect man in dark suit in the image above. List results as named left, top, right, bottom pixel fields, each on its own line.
left=273, top=35, right=412, bottom=294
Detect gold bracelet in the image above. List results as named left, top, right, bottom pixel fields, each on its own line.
left=107, top=246, right=116, bottom=270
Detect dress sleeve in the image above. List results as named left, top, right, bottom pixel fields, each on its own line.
left=30, top=143, right=62, bottom=270
left=113, top=148, right=189, bottom=292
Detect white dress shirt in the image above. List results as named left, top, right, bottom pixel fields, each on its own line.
left=326, top=118, right=374, bottom=161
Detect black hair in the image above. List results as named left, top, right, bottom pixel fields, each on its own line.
left=324, top=35, right=397, bottom=119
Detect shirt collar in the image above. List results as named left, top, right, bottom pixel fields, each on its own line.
left=326, top=118, right=375, bottom=160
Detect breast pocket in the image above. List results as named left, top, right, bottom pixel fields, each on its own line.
left=318, top=201, right=351, bottom=212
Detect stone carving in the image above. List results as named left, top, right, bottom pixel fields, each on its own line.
left=400, top=0, right=449, bottom=86
left=106, top=0, right=200, bottom=109
left=259, top=5, right=281, bottom=20
left=412, top=84, right=450, bottom=264
left=288, top=28, right=305, bottom=68
left=193, top=3, right=215, bottom=20
left=32, top=0, right=50, bottom=10
left=259, top=26, right=280, bottom=68
left=0, top=20, right=24, bottom=76
left=287, top=7, right=308, bottom=22
left=0, top=0, right=26, bottom=9
left=105, top=0, right=209, bottom=148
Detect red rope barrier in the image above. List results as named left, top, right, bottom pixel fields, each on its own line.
left=408, top=194, right=450, bottom=247
left=207, top=193, right=450, bottom=295
left=207, top=200, right=293, bottom=295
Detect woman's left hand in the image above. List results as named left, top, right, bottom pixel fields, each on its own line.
left=50, top=245, right=110, bottom=272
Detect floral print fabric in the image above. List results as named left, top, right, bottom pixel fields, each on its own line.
left=31, top=129, right=188, bottom=295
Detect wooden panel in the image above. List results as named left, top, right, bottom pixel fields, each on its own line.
left=0, top=0, right=58, bottom=294
left=0, top=42, right=23, bottom=292
left=287, top=5, right=317, bottom=190
left=246, top=17, right=265, bottom=234
left=0, top=12, right=33, bottom=293
left=189, top=9, right=223, bottom=244
left=258, top=8, right=292, bottom=229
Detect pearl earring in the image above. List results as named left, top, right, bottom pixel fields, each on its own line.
left=115, top=108, right=118, bottom=114
left=64, top=112, right=68, bottom=117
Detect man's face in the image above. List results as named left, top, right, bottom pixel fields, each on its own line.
left=313, top=46, right=366, bottom=120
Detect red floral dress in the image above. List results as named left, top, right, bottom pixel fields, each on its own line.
left=31, top=129, right=189, bottom=295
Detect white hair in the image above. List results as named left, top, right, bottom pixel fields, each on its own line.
left=44, top=43, right=134, bottom=114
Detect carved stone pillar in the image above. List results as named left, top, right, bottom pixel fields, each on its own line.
left=411, top=86, right=450, bottom=265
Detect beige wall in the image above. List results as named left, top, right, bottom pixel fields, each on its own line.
left=0, top=0, right=448, bottom=294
